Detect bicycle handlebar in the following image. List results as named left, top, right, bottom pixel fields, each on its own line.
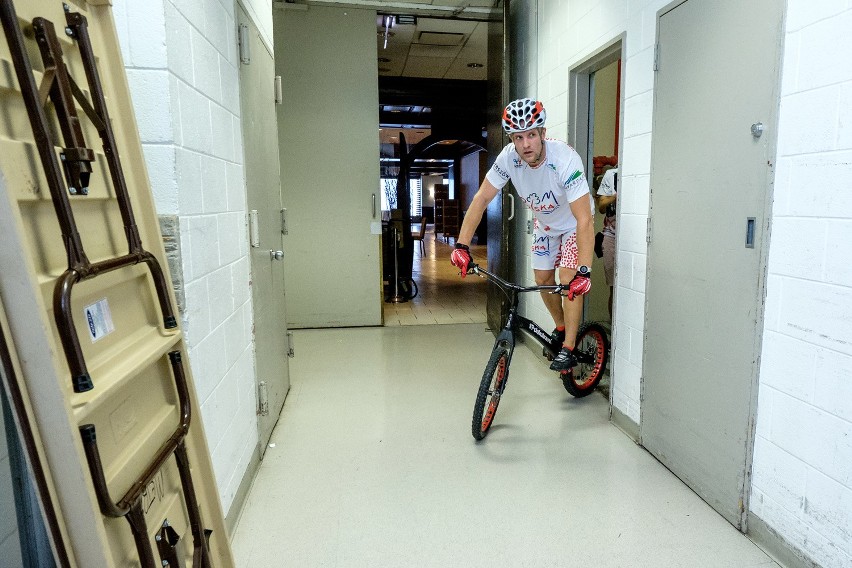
left=468, top=263, right=566, bottom=295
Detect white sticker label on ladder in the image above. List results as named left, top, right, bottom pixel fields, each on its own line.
left=84, top=298, right=115, bottom=343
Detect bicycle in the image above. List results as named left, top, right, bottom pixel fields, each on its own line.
left=467, top=264, right=610, bottom=441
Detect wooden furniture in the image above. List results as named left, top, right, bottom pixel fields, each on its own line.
left=440, top=199, right=460, bottom=243
left=433, top=184, right=449, bottom=235
left=412, top=216, right=428, bottom=254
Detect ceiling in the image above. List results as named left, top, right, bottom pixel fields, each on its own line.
left=280, top=0, right=500, bottom=80
left=376, top=15, right=488, bottom=80
left=279, top=0, right=498, bottom=176
left=280, top=0, right=502, bottom=21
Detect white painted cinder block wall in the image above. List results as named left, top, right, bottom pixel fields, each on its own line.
left=516, top=1, right=852, bottom=566
left=112, top=0, right=272, bottom=514
left=750, top=4, right=852, bottom=567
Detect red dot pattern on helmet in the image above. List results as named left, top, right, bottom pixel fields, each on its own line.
left=502, top=99, right=546, bottom=132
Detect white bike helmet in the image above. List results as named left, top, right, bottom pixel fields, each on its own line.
left=502, top=98, right=546, bottom=133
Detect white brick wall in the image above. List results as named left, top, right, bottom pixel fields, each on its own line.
left=513, top=0, right=657, bottom=425
left=751, top=4, right=852, bottom=566
left=113, top=0, right=257, bottom=515
left=516, top=1, right=852, bottom=565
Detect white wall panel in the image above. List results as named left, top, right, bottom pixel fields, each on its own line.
left=513, top=1, right=852, bottom=565
left=115, top=0, right=258, bottom=515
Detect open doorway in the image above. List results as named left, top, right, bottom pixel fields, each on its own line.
left=588, top=59, right=621, bottom=326
left=380, top=129, right=489, bottom=326
left=568, top=40, right=624, bottom=332
left=375, top=13, right=494, bottom=326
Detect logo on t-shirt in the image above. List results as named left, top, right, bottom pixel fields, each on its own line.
left=493, top=163, right=510, bottom=180
left=524, top=191, right=558, bottom=214
left=563, top=170, right=582, bottom=187
left=512, top=157, right=524, bottom=168
left=532, top=234, right=551, bottom=256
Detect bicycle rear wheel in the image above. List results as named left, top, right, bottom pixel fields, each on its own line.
left=561, top=322, right=609, bottom=398
left=472, top=342, right=511, bottom=440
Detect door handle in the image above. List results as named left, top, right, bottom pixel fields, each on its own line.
left=269, top=250, right=284, bottom=261
left=507, top=193, right=515, bottom=221
left=372, top=193, right=377, bottom=218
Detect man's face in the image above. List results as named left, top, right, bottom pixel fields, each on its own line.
left=510, top=128, right=545, bottom=166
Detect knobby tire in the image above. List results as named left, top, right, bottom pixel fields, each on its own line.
left=471, top=343, right=510, bottom=440
left=561, top=322, right=609, bottom=398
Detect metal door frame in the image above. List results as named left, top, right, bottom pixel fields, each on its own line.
left=567, top=37, right=625, bottom=410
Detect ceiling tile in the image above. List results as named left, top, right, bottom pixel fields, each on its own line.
left=409, top=43, right=463, bottom=58
left=402, top=55, right=453, bottom=79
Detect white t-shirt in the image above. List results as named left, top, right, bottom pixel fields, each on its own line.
left=485, top=139, right=591, bottom=235
left=596, top=167, right=618, bottom=237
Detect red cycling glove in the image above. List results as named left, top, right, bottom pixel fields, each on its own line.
left=450, top=243, right=473, bottom=278
left=566, top=272, right=591, bottom=300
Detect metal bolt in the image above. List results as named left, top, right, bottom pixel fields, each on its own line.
left=63, top=3, right=70, bottom=12
left=155, top=534, right=162, bottom=542
left=80, top=187, right=89, bottom=195
left=64, top=26, right=73, bottom=37
left=68, top=186, right=77, bottom=195
left=162, top=561, right=169, bottom=567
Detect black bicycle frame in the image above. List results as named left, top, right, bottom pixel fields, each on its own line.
left=473, top=265, right=564, bottom=357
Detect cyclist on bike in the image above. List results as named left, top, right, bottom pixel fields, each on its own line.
left=451, top=98, right=595, bottom=372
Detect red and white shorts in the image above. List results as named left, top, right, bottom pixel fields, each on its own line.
left=531, top=222, right=578, bottom=271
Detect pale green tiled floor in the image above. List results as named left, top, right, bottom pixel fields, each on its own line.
left=383, top=227, right=488, bottom=326
left=231, top=324, right=781, bottom=568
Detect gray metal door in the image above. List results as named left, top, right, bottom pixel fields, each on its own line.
left=238, top=7, right=290, bottom=455
left=274, top=6, right=382, bottom=329
left=642, top=0, right=782, bottom=529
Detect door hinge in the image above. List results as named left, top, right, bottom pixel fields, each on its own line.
left=280, top=208, right=288, bottom=235
left=249, top=210, right=260, bottom=247
left=287, top=331, right=295, bottom=358
left=646, top=217, right=652, bottom=243
left=238, top=23, right=251, bottom=65
left=258, top=381, right=269, bottom=416
left=274, top=76, right=283, bottom=105
left=654, top=43, right=660, bottom=71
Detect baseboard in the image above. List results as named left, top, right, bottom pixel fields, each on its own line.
left=610, top=403, right=639, bottom=442
left=747, top=513, right=818, bottom=568
left=224, top=444, right=262, bottom=539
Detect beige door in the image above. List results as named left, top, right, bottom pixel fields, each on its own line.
left=642, top=0, right=782, bottom=529
left=238, top=6, right=290, bottom=454
left=0, top=0, right=232, bottom=564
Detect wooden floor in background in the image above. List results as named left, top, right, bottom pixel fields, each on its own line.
left=383, top=226, right=488, bottom=326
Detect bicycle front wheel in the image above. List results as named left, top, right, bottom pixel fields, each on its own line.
left=561, top=322, right=609, bottom=398
left=471, top=342, right=511, bottom=440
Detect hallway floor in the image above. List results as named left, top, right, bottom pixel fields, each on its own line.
left=383, top=226, right=488, bottom=326
left=231, top=324, right=781, bottom=567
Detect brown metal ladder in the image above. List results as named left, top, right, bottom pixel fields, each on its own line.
left=1, top=2, right=213, bottom=566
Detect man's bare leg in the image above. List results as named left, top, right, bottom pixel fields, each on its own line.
left=534, top=269, right=563, bottom=327
left=559, top=266, right=584, bottom=350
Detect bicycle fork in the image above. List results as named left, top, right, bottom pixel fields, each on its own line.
left=492, top=329, right=516, bottom=393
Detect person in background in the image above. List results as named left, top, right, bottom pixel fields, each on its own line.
left=595, top=166, right=618, bottom=317
left=450, top=98, right=595, bottom=372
